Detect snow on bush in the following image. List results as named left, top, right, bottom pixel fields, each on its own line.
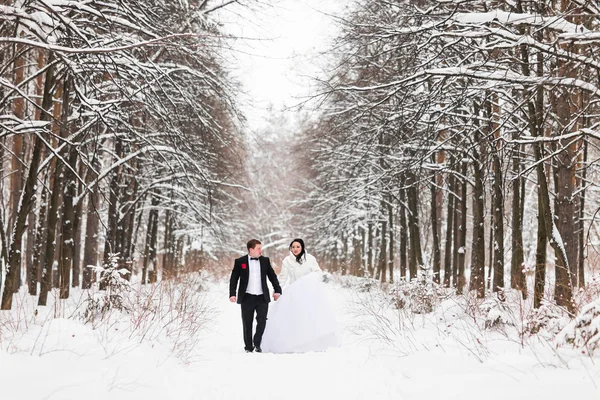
left=524, top=301, right=570, bottom=337
left=388, top=266, right=445, bottom=314
left=322, top=271, right=333, bottom=284
left=556, top=298, right=600, bottom=355
left=82, top=253, right=132, bottom=322
left=575, top=274, right=600, bottom=308
left=340, top=275, right=379, bottom=292
left=480, top=294, right=516, bottom=329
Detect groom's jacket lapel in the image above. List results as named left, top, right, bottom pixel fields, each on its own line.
left=242, top=255, right=250, bottom=279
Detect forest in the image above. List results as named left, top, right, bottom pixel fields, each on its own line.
left=295, top=0, right=600, bottom=315
left=1, top=1, right=600, bottom=397
left=0, top=0, right=599, bottom=338
left=0, top=1, right=255, bottom=311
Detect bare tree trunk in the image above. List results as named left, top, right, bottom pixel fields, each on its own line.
left=82, top=188, right=100, bottom=289
left=57, top=77, right=75, bottom=299
left=456, top=161, right=468, bottom=295
left=122, top=172, right=139, bottom=280
left=351, top=232, right=361, bottom=278
left=491, top=151, right=504, bottom=294
left=578, top=138, right=587, bottom=287
left=30, top=173, right=48, bottom=296
left=532, top=123, right=572, bottom=310
left=115, top=150, right=136, bottom=262
left=24, top=94, right=37, bottom=293
left=71, top=173, right=84, bottom=288
left=378, top=205, right=388, bottom=283
left=367, top=221, right=374, bottom=277
left=431, top=166, right=441, bottom=284
left=100, top=138, right=123, bottom=290
left=452, top=174, right=461, bottom=289
left=444, top=167, right=455, bottom=287
left=470, top=114, right=486, bottom=298
left=26, top=204, right=37, bottom=295
left=52, top=218, right=62, bottom=289
left=387, top=199, right=394, bottom=284
left=9, top=41, right=26, bottom=247
left=38, top=157, right=63, bottom=306
left=549, top=0, right=578, bottom=310
left=553, top=112, right=578, bottom=305
left=525, top=14, right=550, bottom=309
left=374, top=222, right=381, bottom=281
left=142, top=196, right=159, bottom=284
left=511, top=139, right=527, bottom=298
left=161, top=210, right=172, bottom=280
left=398, top=183, right=408, bottom=279
left=407, top=173, right=423, bottom=279
left=341, top=232, right=348, bottom=275
left=147, top=205, right=159, bottom=284
left=534, top=191, right=547, bottom=308
left=2, top=56, right=55, bottom=310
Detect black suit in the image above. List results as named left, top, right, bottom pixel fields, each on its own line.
left=229, top=255, right=282, bottom=351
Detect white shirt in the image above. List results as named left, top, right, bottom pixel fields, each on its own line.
left=246, top=256, right=263, bottom=295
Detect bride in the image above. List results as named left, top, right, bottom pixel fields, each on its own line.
left=261, top=239, right=341, bottom=353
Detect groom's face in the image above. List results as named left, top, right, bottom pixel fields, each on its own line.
left=249, top=244, right=262, bottom=258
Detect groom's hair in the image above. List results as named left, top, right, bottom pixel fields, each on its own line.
left=247, top=239, right=262, bottom=250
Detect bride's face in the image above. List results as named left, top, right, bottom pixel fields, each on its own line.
left=290, top=242, right=302, bottom=256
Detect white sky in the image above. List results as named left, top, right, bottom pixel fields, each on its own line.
left=217, top=0, right=345, bottom=133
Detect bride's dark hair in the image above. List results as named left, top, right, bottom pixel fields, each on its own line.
left=290, top=238, right=306, bottom=264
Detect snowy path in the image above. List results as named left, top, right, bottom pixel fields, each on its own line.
left=1, top=279, right=600, bottom=399
left=186, top=282, right=600, bottom=400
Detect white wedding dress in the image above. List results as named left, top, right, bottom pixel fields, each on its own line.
left=261, top=253, right=341, bottom=353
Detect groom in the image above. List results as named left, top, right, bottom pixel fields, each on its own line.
left=229, top=239, right=282, bottom=353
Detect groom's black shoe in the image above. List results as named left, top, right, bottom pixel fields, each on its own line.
left=255, top=346, right=262, bottom=353
left=245, top=348, right=254, bottom=353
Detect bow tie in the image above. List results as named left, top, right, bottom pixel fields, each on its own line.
left=250, top=257, right=259, bottom=261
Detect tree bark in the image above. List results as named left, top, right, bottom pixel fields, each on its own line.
left=100, top=138, right=124, bottom=290
left=378, top=204, right=388, bottom=283
left=2, top=55, right=55, bottom=310
left=578, top=138, right=587, bottom=287
left=387, top=199, right=394, bottom=284
left=456, top=161, right=468, bottom=295
left=367, top=221, right=374, bottom=277
left=82, top=187, right=100, bottom=289
left=534, top=191, right=547, bottom=309
left=142, top=195, right=160, bottom=284
left=71, top=173, right=84, bottom=288
left=407, top=172, right=423, bottom=279
left=57, top=77, right=75, bottom=299
left=532, top=121, right=572, bottom=310
left=491, top=151, right=504, bottom=294
left=161, top=209, right=173, bottom=280
left=511, top=139, right=527, bottom=298
left=26, top=203, right=38, bottom=295
left=9, top=41, right=26, bottom=247
left=444, top=166, right=455, bottom=287
left=469, top=111, right=486, bottom=298
left=147, top=205, right=159, bottom=284
left=122, top=171, right=139, bottom=280
left=30, top=173, right=48, bottom=296
left=398, top=183, right=408, bottom=279
left=431, top=165, right=441, bottom=284
left=38, top=157, right=63, bottom=306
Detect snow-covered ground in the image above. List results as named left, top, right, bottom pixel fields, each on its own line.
left=1, top=273, right=599, bottom=399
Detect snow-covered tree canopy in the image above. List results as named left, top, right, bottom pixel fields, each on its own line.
left=0, top=0, right=254, bottom=308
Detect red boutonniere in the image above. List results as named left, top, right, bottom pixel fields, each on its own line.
left=241, top=263, right=247, bottom=269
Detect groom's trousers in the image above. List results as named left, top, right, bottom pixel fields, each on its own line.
left=241, top=294, right=268, bottom=351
